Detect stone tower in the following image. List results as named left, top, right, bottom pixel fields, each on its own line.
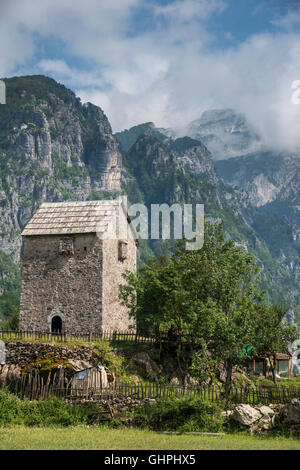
left=19, top=200, right=137, bottom=334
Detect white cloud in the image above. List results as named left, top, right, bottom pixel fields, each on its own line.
left=37, top=60, right=106, bottom=88
left=0, top=0, right=300, bottom=152
left=271, top=5, right=300, bottom=29
left=154, top=0, right=226, bottom=22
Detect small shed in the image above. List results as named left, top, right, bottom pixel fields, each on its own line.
left=71, top=366, right=108, bottom=393
left=247, top=352, right=292, bottom=378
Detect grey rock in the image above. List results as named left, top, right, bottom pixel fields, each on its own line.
left=232, top=404, right=262, bottom=426
left=279, top=399, right=300, bottom=425
left=129, top=352, right=160, bottom=381
left=259, top=405, right=275, bottom=417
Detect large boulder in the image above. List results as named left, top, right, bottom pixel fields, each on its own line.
left=259, top=405, right=275, bottom=417
left=279, top=399, right=300, bottom=425
left=232, top=404, right=262, bottom=426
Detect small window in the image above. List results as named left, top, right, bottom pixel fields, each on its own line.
left=59, top=237, right=74, bottom=255
left=118, top=241, right=128, bottom=261
left=75, top=369, right=89, bottom=380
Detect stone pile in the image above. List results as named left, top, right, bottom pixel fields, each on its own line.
left=227, top=400, right=300, bottom=435
left=68, top=395, right=155, bottom=413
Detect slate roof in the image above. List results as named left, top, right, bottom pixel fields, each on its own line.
left=22, top=200, right=131, bottom=236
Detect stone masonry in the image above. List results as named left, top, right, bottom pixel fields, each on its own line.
left=19, top=201, right=137, bottom=334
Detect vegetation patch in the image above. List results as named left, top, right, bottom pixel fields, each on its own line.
left=134, top=397, right=224, bottom=433
left=0, top=388, right=100, bottom=427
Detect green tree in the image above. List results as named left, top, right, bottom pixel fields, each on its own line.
left=0, top=291, right=20, bottom=326
left=120, top=222, right=299, bottom=398
left=2, top=311, right=19, bottom=330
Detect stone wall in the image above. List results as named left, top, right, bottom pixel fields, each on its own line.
left=3, top=341, right=100, bottom=369
left=101, top=205, right=137, bottom=331
left=102, top=236, right=136, bottom=331
left=19, top=234, right=103, bottom=334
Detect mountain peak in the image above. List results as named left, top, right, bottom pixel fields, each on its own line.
left=115, top=122, right=169, bottom=152
left=186, top=108, right=263, bottom=160
left=3, top=74, right=78, bottom=106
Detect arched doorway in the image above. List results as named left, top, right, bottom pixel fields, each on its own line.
left=51, top=315, right=62, bottom=333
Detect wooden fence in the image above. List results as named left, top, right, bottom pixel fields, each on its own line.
left=0, top=329, right=157, bottom=344
left=6, top=369, right=300, bottom=405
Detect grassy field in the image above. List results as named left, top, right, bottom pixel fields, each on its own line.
left=0, top=426, right=299, bottom=450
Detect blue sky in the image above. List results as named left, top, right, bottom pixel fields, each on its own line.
left=208, top=0, right=293, bottom=43
left=0, top=0, right=300, bottom=150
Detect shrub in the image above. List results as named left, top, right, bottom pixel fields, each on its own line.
left=0, top=388, right=99, bottom=427
left=0, top=388, right=24, bottom=425
left=135, top=397, right=224, bottom=432
left=21, top=397, right=91, bottom=427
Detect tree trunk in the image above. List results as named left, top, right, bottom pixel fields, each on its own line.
left=270, top=355, right=277, bottom=384
left=224, top=358, right=233, bottom=403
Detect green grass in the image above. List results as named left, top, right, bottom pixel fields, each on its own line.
left=0, top=426, right=299, bottom=450
left=254, top=376, right=300, bottom=389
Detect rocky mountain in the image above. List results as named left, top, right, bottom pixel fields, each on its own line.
left=215, top=151, right=300, bottom=244
left=115, top=122, right=170, bottom=151
left=215, top=150, right=300, bottom=323
left=117, top=122, right=300, bottom=322
left=116, top=124, right=217, bottom=183
left=122, top=134, right=220, bottom=206
left=0, top=75, right=299, bottom=324
left=215, top=150, right=300, bottom=207
left=0, top=75, right=122, bottom=259
left=186, top=109, right=263, bottom=160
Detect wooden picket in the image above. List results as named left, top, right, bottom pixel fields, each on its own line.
left=5, top=368, right=300, bottom=405
left=0, top=329, right=157, bottom=344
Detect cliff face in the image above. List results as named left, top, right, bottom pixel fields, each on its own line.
left=215, top=151, right=300, bottom=207
left=215, top=151, right=300, bottom=245
left=121, top=131, right=222, bottom=210
left=215, top=150, right=300, bottom=322
left=0, top=76, right=122, bottom=258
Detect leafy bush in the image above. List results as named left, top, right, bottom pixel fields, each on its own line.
left=21, top=397, right=92, bottom=427
left=135, top=397, right=224, bottom=432
left=2, top=311, right=19, bottom=330
left=0, top=388, right=98, bottom=427
left=0, top=388, right=24, bottom=425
